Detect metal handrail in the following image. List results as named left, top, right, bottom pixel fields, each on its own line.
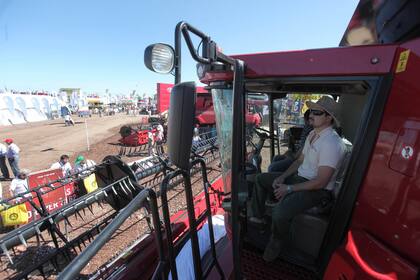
left=160, top=158, right=224, bottom=280
left=57, top=188, right=165, bottom=280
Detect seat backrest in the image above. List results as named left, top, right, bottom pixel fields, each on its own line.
left=332, top=140, right=353, bottom=198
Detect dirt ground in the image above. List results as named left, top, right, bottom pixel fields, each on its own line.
left=0, top=113, right=140, bottom=172
left=0, top=114, right=142, bottom=197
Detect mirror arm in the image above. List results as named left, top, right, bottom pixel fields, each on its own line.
left=175, top=22, right=211, bottom=83
left=181, top=27, right=211, bottom=64
left=175, top=21, right=236, bottom=84
left=174, top=22, right=183, bottom=84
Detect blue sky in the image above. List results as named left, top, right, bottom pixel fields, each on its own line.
left=0, top=0, right=358, bottom=97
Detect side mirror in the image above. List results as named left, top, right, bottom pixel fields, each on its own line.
left=167, top=82, right=196, bottom=170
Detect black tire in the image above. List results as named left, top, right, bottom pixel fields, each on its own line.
left=119, top=125, right=133, bottom=138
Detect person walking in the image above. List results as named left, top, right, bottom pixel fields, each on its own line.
left=4, top=139, right=20, bottom=178
left=192, top=127, right=201, bottom=145
left=147, top=127, right=155, bottom=156
left=155, top=123, right=165, bottom=155
left=64, top=114, right=75, bottom=126
left=0, top=142, right=10, bottom=180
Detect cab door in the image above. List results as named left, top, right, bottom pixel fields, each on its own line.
left=324, top=40, right=420, bottom=280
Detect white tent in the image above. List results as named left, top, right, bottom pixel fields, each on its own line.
left=0, top=94, right=26, bottom=125
left=0, top=93, right=64, bottom=126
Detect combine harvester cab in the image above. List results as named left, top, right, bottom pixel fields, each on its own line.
left=135, top=0, right=420, bottom=279
left=9, top=0, right=418, bottom=279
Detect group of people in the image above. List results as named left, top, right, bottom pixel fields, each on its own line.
left=0, top=154, right=96, bottom=254
left=0, top=138, right=21, bottom=181
left=1, top=154, right=95, bottom=201
left=248, top=96, right=347, bottom=262
left=50, top=154, right=96, bottom=178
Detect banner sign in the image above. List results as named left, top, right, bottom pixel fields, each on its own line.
left=26, top=169, right=75, bottom=221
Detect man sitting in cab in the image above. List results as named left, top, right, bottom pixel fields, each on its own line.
left=249, top=96, right=346, bottom=262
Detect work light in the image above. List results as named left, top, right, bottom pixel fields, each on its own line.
left=144, top=43, right=175, bottom=74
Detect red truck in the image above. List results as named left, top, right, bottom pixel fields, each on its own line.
left=58, top=0, right=420, bottom=279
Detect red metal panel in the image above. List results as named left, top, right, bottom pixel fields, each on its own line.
left=196, top=109, right=216, bottom=125
left=201, top=44, right=398, bottom=83
left=156, top=83, right=172, bottom=113
left=339, top=38, right=420, bottom=273
left=389, top=120, right=420, bottom=177
left=325, top=230, right=417, bottom=279
left=157, top=83, right=209, bottom=114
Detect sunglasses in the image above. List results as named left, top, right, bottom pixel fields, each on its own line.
left=309, top=109, right=327, bottom=116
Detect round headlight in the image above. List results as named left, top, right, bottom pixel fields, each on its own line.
left=196, top=63, right=206, bottom=79
left=144, top=43, right=175, bottom=74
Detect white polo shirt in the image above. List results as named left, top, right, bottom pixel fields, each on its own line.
left=0, top=143, right=6, bottom=156
left=6, top=143, right=20, bottom=158
left=10, top=177, right=31, bottom=198
left=156, top=124, right=164, bottom=141
left=51, top=161, right=72, bottom=177
left=74, top=159, right=96, bottom=175
left=298, top=126, right=345, bottom=190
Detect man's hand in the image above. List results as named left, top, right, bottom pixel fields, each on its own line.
left=274, top=184, right=289, bottom=199
left=272, top=176, right=285, bottom=189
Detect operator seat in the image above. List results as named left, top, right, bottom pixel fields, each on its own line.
left=290, top=141, right=353, bottom=258
left=245, top=130, right=269, bottom=197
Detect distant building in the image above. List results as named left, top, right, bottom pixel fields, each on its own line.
left=59, top=88, right=81, bottom=104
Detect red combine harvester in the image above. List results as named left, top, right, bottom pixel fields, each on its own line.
left=119, top=124, right=158, bottom=147
left=120, top=83, right=261, bottom=147
left=53, top=0, right=420, bottom=279
left=157, top=82, right=261, bottom=128
left=119, top=84, right=212, bottom=147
